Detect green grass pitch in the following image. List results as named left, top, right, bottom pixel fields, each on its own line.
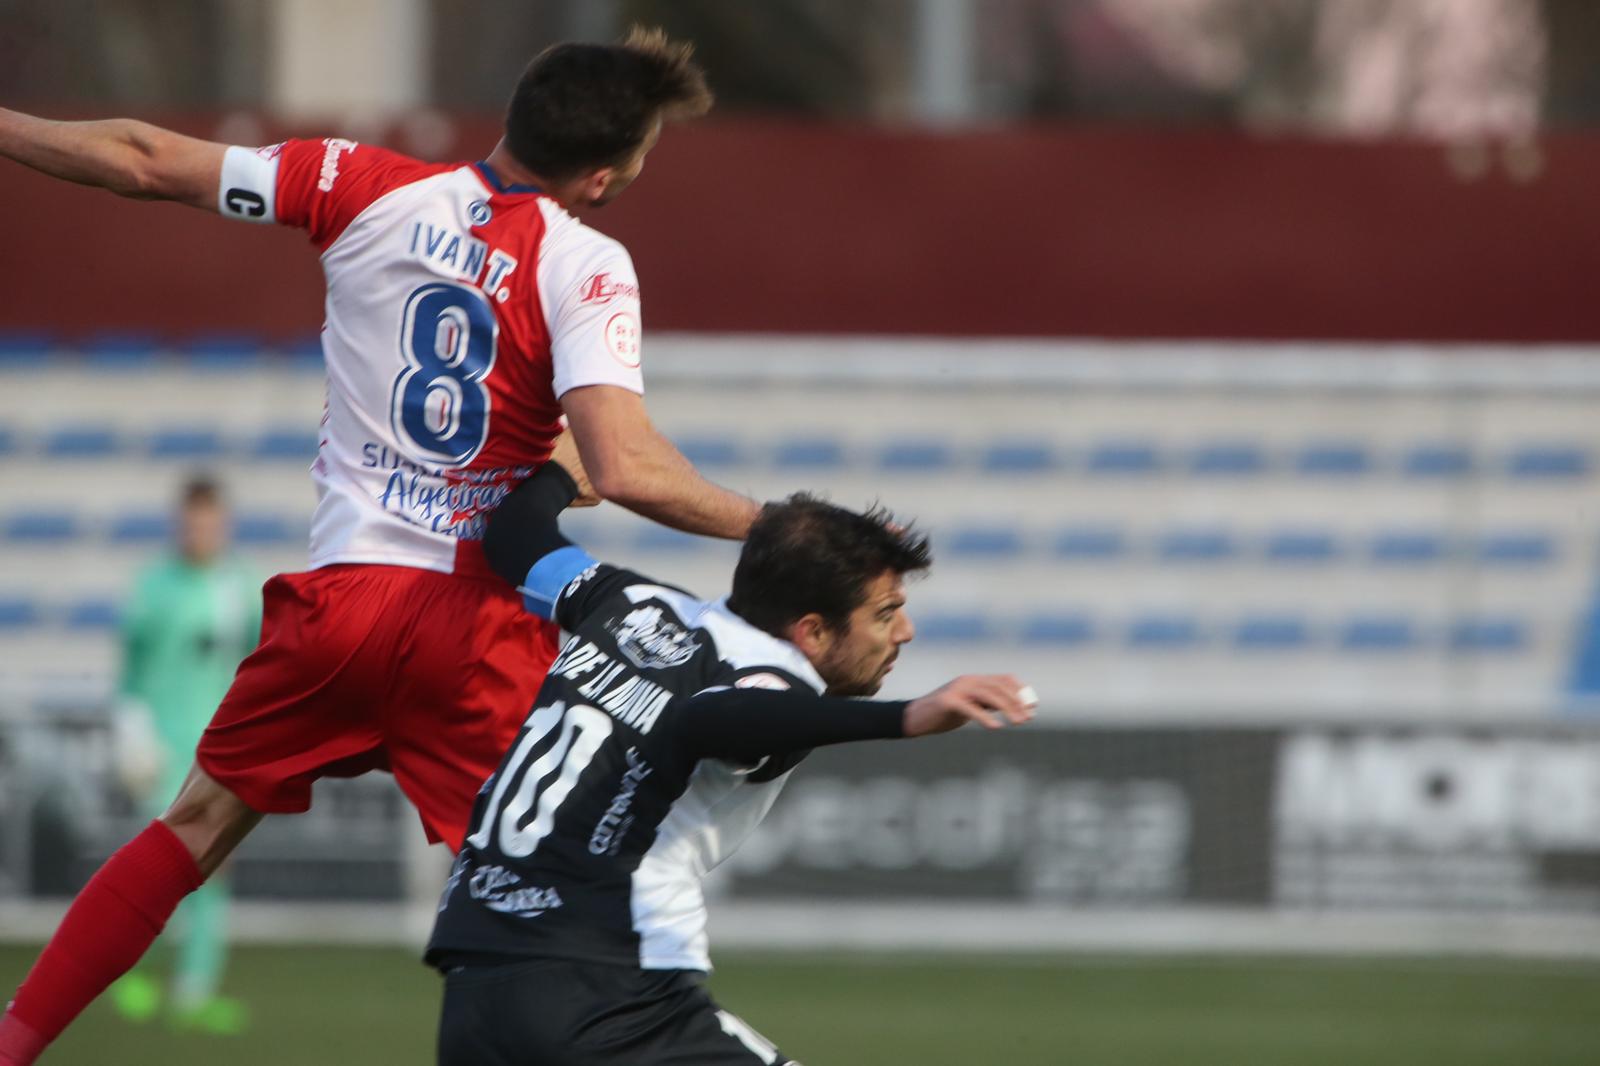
left=3, top=945, right=1598, bottom=1064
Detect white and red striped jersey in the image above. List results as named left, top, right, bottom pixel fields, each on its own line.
left=217, top=138, right=645, bottom=577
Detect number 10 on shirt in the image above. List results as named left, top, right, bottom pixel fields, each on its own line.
left=391, top=282, right=499, bottom=466
left=466, top=701, right=614, bottom=858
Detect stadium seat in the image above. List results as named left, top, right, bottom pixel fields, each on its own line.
left=0, top=331, right=55, bottom=362
left=149, top=428, right=226, bottom=460
left=181, top=333, right=268, bottom=367
left=1188, top=442, right=1267, bottom=476
left=1126, top=615, right=1201, bottom=649
left=1339, top=617, right=1419, bottom=651
left=0, top=430, right=16, bottom=456
left=672, top=437, right=744, bottom=468
left=281, top=334, right=326, bottom=365
left=879, top=439, right=954, bottom=471
left=232, top=514, right=299, bottom=546
left=773, top=438, right=845, bottom=470
left=1295, top=442, right=1370, bottom=476
left=250, top=427, right=320, bottom=461
left=65, top=599, right=121, bottom=631
left=1264, top=531, right=1340, bottom=563
left=1085, top=441, right=1161, bottom=475
left=44, top=426, right=121, bottom=458
left=1369, top=531, right=1447, bottom=565
left=914, top=613, right=993, bottom=642
left=1477, top=532, right=1555, bottom=565
left=78, top=332, right=163, bottom=365
left=1448, top=618, right=1526, bottom=652
left=1019, top=613, right=1096, bottom=646
left=110, top=513, right=175, bottom=543
left=1157, top=529, right=1237, bottom=563
left=1233, top=616, right=1311, bottom=650
left=0, top=598, right=41, bottom=629
left=1402, top=444, right=1474, bottom=478
left=1506, top=445, right=1588, bottom=478
left=946, top=527, right=1026, bottom=559
left=1053, top=527, right=1127, bottom=560
left=5, top=512, right=79, bottom=543
left=980, top=441, right=1057, bottom=473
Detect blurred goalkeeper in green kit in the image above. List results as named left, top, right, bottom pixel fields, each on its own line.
left=108, top=477, right=260, bottom=1034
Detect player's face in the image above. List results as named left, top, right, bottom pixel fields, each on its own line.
left=178, top=501, right=228, bottom=564
left=816, top=571, right=915, bottom=697
left=587, top=119, right=661, bottom=207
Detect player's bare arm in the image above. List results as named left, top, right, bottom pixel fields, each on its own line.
left=0, top=107, right=225, bottom=210
left=561, top=383, right=761, bottom=539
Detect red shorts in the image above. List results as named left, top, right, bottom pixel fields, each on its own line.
left=196, top=564, right=560, bottom=849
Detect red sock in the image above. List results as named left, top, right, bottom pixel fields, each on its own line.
left=0, top=820, right=202, bottom=1064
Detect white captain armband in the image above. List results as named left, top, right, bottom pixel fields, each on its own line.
left=518, top=546, right=599, bottom=620
left=217, top=145, right=279, bottom=223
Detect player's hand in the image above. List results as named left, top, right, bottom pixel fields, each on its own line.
left=548, top=428, right=601, bottom=507
left=903, top=674, right=1035, bottom=736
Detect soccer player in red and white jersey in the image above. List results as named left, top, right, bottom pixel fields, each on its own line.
left=0, top=28, right=760, bottom=1063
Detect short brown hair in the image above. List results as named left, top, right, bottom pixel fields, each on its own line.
left=505, top=26, right=712, bottom=180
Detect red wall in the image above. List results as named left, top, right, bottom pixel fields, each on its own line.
left=2, top=116, right=1596, bottom=343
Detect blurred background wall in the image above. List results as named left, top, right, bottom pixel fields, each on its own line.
left=3, top=0, right=1600, bottom=960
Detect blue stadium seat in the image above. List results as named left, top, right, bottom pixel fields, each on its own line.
left=110, top=513, right=174, bottom=544
left=233, top=515, right=299, bottom=546
left=250, top=427, right=320, bottom=462
left=1403, top=444, right=1474, bottom=478
left=78, top=332, right=162, bottom=366
left=66, top=599, right=121, bottom=631
left=673, top=437, right=744, bottom=468
left=1370, top=532, right=1447, bottom=565
left=182, top=333, right=267, bottom=368
left=879, top=440, right=954, bottom=472
left=1477, top=532, right=1555, bottom=565
left=1233, top=616, right=1311, bottom=650
left=1295, top=442, right=1370, bottom=476
left=1020, top=613, right=1096, bottom=646
left=1340, top=617, right=1419, bottom=651
left=5, top=512, right=79, bottom=543
left=282, top=334, right=325, bottom=366
left=1126, top=615, right=1201, bottom=649
left=0, top=598, right=41, bottom=629
left=1085, top=441, right=1161, bottom=476
left=773, top=438, right=844, bottom=470
left=44, top=426, right=121, bottom=458
left=980, top=441, right=1057, bottom=474
left=1053, top=527, right=1126, bottom=560
left=1157, top=529, right=1236, bottom=563
left=0, top=331, right=56, bottom=363
left=1507, top=445, right=1589, bottom=478
left=149, top=428, right=226, bottom=460
left=915, top=613, right=993, bottom=642
left=1264, top=531, right=1340, bottom=563
left=1188, top=442, right=1267, bottom=476
left=1449, top=618, right=1526, bottom=652
left=0, top=430, right=16, bottom=457
left=946, top=527, right=1025, bottom=559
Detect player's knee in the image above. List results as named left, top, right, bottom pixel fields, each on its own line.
left=159, top=767, right=261, bottom=873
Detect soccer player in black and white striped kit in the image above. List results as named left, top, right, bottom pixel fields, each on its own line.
left=427, top=458, right=1034, bottom=1065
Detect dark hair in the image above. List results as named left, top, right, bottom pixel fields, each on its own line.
left=505, top=25, right=712, bottom=180
left=728, top=493, right=932, bottom=638
left=180, top=474, right=222, bottom=508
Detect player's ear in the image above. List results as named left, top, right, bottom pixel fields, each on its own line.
left=581, top=166, right=615, bottom=205
left=785, top=612, right=833, bottom=663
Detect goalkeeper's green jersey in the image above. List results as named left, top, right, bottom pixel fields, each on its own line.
left=119, top=556, right=263, bottom=775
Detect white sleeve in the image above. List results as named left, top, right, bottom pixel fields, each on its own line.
left=539, top=232, right=646, bottom=399
left=217, top=145, right=281, bottom=224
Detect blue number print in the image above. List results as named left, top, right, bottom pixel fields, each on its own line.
left=391, top=282, right=498, bottom=465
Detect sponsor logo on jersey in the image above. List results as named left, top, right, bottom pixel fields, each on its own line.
left=467, top=199, right=492, bottom=226
left=255, top=142, right=285, bottom=161
left=316, top=137, right=358, bottom=192
left=468, top=863, right=564, bottom=918
left=613, top=605, right=700, bottom=669
left=589, top=747, right=652, bottom=857
left=734, top=672, right=792, bottom=691
left=578, top=271, right=641, bottom=305
left=560, top=564, right=602, bottom=603
left=604, top=311, right=642, bottom=368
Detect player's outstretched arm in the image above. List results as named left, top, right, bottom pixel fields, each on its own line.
left=0, top=108, right=226, bottom=210
left=561, top=384, right=761, bottom=540
left=902, top=674, right=1036, bottom=736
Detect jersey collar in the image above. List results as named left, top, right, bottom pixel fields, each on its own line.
left=474, top=161, right=542, bottom=196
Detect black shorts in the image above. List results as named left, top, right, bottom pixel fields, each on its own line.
left=436, top=957, right=802, bottom=1066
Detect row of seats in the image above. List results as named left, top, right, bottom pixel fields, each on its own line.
left=0, top=594, right=1529, bottom=652
left=0, top=512, right=1567, bottom=565
left=2, top=426, right=1593, bottom=478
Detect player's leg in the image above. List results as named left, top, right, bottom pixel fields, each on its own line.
left=0, top=766, right=260, bottom=1065
left=655, top=978, right=803, bottom=1066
